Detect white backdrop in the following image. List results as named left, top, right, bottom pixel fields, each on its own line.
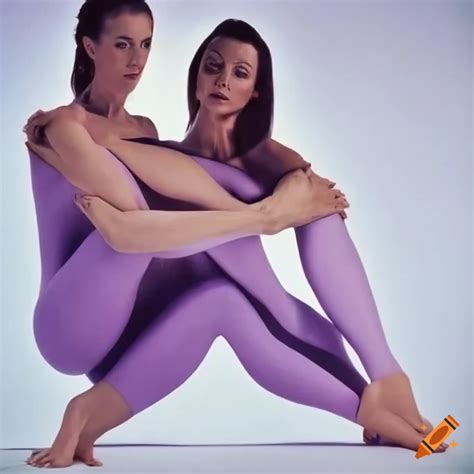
left=1, top=0, right=472, bottom=468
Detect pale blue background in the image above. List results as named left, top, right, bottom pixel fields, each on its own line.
left=1, top=0, right=472, bottom=470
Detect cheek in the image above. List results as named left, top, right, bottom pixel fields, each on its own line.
left=96, top=50, right=122, bottom=73
left=196, top=73, right=211, bottom=99
left=234, top=82, right=255, bottom=105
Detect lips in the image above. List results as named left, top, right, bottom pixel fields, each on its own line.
left=210, top=92, right=229, bottom=100
left=124, top=73, right=140, bottom=80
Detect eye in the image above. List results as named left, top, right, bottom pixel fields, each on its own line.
left=235, top=68, right=249, bottom=79
left=204, top=59, right=221, bottom=73
left=115, top=41, right=129, bottom=50
left=143, top=41, right=152, bottom=49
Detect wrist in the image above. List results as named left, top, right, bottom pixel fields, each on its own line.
left=250, top=197, right=283, bottom=235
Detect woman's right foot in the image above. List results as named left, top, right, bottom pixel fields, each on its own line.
left=360, top=371, right=444, bottom=447
left=357, top=380, right=448, bottom=452
left=371, top=372, right=427, bottom=431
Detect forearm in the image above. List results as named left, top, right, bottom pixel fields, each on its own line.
left=116, top=206, right=276, bottom=254
left=107, top=139, right=247, bottom=211
left=44, top=119, right=146, bottom=211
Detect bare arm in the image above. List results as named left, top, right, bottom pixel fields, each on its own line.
left=43, top=109, right=247, bottom=211
left=43, top=115, right=148, bottom=212
left=72, top=166, right=348, bottom=255
left=76, top=194, right=276, bottom=255
left=103, top=136, right=247, bottom=211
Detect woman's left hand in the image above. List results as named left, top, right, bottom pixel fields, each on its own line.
left=305, top=167, right=348, bottom=219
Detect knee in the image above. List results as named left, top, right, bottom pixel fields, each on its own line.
left=33, top=314, right=96, bottom=376
left=35, top=341, right=89, bottom=375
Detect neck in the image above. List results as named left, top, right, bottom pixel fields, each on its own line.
left=183, top=107, right=239, bottom=161
left=78, top=80, right=128, bottom=120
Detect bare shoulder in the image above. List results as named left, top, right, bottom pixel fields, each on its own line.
left=265, top=139, right=310, bottom=169
left=244, top=138, right=310, bottom=181
left=48, top=102, right=87, bottom=125
left=133, top=114, right=159, bottom=139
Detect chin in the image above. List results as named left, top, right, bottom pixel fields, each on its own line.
left=203, top=100, right=235, bottom=112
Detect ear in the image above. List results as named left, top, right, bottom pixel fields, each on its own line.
left=82, top=36, right=95, bottom=59
left=251, top=89, right=259, bottom=100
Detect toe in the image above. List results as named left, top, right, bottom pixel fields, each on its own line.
left=31, top=450, right=48, bottom=463
left=37, top=454, right=51, bottom=466
left=88, top=458, right=103, bottom=466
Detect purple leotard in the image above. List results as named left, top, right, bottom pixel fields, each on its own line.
left=28, top=137, right=401, bottom=423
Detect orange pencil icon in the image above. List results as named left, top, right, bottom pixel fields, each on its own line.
left=415, top=414, right=459, bottom=459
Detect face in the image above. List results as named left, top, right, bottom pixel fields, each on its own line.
left=83, top=12, right=153, bottom=93
left=196, top=36, right=259, bottom=116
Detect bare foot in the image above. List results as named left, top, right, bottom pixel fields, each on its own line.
left=372, top=372, right=426, bottom=429
left=362, top=425, right=448, bottom=452
left=361, top=372, right=438, bottom=446
left=356, top=380, right=447, bottom=452
left=26, top=381, right=132, bottom=468
left=74, top=194, right=125, bottom=251
left=25, top=395, right=95, bottom=468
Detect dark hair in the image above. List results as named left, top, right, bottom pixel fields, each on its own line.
left=71, top=0, right=154, bottom=97
left=187, top=19, right=274, bottom=156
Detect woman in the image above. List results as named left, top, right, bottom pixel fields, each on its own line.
left=23, top=4, right=444, bottom=470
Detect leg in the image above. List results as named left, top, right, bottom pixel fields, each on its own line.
left=29, top=278, right=447, bottom=468
left=166, top=158, right=433, bottom=441
left=34, top=230, right=153, bottom=375
left=295, top=213, right=428, bottom=434
left=75, top=194, right=368, bottom=396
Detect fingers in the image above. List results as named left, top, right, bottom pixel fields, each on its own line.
left=307, top=170, right=339, bottom=191
left=24, top=123, right=42, bottom=145
left=25, top=140, right=45, bottom=154
left=23, top=110, right=44, bottom=133
left=23, top=109, right=52, bottom=145
left=25, top=109, right=44, bottom=126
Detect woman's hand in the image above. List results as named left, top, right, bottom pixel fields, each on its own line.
left=261, top=167, right=350, bottom=233
left=305, top=168, right=347, bottom=220
left=23, top=108, right=57, bottom=146
left=23, top=104, right=116, bottom=148
left=23, top=105, right=84, bottom=146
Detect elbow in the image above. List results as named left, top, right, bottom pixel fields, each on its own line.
left=92, top=212, right=133, bottom=253
left=102, top=228, right=132, bottom=254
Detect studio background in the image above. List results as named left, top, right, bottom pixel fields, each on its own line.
left=1, top=0, right=472, bottom=469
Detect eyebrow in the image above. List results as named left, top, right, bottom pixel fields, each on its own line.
left=208, top=49, right=253, bottom=69
left=115, top=36, right=152, bottom=42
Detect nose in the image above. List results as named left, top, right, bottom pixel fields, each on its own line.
left=215, top=69, right=231, bottom=90
left=128, top=47, right=148, bottom=71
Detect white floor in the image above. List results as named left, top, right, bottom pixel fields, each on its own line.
left=1, top=443, right=472, bottom=474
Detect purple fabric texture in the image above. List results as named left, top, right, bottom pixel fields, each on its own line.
left=28, top=138, right=401, bottom=423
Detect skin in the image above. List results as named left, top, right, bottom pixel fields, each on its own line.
left=23, top=21, right=446, bottom=469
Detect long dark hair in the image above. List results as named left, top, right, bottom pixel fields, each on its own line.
left=187, top=19, right=274, bottom=156
left=71, top=0, right=154, bottom=98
